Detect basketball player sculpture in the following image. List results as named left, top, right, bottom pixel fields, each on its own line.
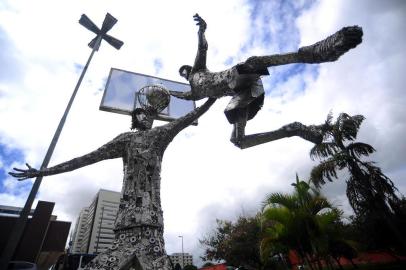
left=174, top=14, right=363, bottom=148
left=10, top=14, right=364, bottom=270
left=10, top=85, right=216, bottom=270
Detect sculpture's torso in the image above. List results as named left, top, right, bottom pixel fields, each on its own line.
left=87, top=129, right=173, bottom=270
left=189, top=67, right=263, bottom=101
left=188, top=68, right=238, bottom=99
left=116, top=132, right=164, bottom=230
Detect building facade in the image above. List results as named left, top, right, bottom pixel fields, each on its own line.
left=0, top=201, right=71, bottom=270
left=70, top=189, right=120, bottom=254
left=170, top=253, right=194, bottom=268
left=70, top=207, right=89, bottom=253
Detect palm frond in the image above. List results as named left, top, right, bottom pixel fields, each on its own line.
left=261, top=206, right=292, bottom=226
left=260, top=235, right=288, bottom=261
left=262, top=193, right=297, bottom=210
left=315, top=111, right=334, bottom=140
left=292, top=176, right=310, bottom=193
left=310, top=142, right=341, bottom=160
left=316, top=208, right=341, bottom=228
left=309, top=196, right=333, bottom=215
left=334, top=113, right=350, bottom=141
left=364, top=162, right=400, bottom=198
left=347, top=142, right=375, bottom=158
left=309, top=158, right=339, bottom=187
left=338, top=113, right=365, bottom=141
left=331, top=152, right=353, bottom=169
left=351, top=114, right=365, bottom=128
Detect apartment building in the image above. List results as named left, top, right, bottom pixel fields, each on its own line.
left=70, top=207, right=89, bottom=253
left=70, top=189, right=120, bottom=254
left=170, top=253, right=194, bottom=268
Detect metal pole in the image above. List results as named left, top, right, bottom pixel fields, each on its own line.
left=0, top=35, right=102, bottom=270
left=178, top=235, right=184, bottom=269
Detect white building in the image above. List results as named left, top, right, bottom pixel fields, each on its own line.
left=71, top=207, right=89, bottom=253
left=170, top=253, right=193, bottom=268
left=71, top=189, right=120, bottom=254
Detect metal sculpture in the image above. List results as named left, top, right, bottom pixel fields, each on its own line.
left=8, top=14, right=364, bottom=270
left=174, top=14, right=363, bottom=148
left=10, top=87, right=216, bottom=270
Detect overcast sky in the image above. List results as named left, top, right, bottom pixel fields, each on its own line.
left=0, top=0, right=405, bottom=266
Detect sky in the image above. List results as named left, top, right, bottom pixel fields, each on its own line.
left=0, top=0, right=405, bottom=266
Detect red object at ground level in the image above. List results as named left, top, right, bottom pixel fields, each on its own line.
left=199, top=263, right=227, bottom=270
left=288, top=249, right=406, bottom=269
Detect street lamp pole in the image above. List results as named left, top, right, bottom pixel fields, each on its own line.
left=0, top=13, right=123, bottom=270
left=178, top=235, right=184, bottom=269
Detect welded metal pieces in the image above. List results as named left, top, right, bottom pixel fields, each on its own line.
left=175, top=14, right=363, bottom=149
left=9, top=13, right=364, bottom=270
left=86, top=144, right=170, bottom=269
left=84, top=129, right=171, bottom=269
left=83, top=97, right=215, bottom=270
left=91, top=226, right=170, bottom=270
left=9, top=93, right=215, bottom=270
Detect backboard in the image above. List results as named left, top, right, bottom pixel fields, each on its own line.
left=100, top=68, right=196, bottom=122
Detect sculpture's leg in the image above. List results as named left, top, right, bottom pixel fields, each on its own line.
left=238, top=26, right=363, bottom=74
left=230, top=120, right=246, bottom=146
left=231, top=122, right=323, bottom=149
left=84, top=226, right=172, bottom=270
left=298, top=26, right=363, bottom=63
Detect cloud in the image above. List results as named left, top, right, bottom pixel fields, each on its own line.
left=0, top=26, right=25, bottom=84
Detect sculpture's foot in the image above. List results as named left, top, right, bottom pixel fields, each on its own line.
left=298, top=26, right=363, bottom=63
left=281, top=122, right=323, bottom=144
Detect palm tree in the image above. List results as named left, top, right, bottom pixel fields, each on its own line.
left=309, top=112, right=405, bottom=251
left=260, top=175, right=342, bottom=270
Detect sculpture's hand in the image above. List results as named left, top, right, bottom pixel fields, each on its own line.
left=9, top=163, right=41, bottom=181
left=298, top=25, right=363, bottom=63
left=193, top=13, right=207, bottom=32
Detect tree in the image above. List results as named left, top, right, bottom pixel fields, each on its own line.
left=309, top=113, right=406, bottom=252
left=261, top=176, right=352, bottom=270
left=200, top=216, right=263, bottom=270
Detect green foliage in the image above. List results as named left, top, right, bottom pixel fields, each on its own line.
left=199, top=216, right=263, bottom=269
left=310, top=113, right=399, bottom=212
left=260, top=176, right=355, bottom=269
left=310, top=112, right=406, bottom=252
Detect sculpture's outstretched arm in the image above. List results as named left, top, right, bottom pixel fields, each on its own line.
left=9, top=133, right=128, bottom=180
left=238, top=26, right=363, bottom=74
left=160, top=98, right=216, bottom=144
left=231, top=121, right=323, bottom=149
left=191, top=13, right=208, bottom=73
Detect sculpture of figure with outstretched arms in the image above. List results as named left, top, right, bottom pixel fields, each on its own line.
left=10, top=89, right=216, bottom=270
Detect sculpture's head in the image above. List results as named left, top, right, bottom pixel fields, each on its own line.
left=131, top=84, right=171, bottom=131
left=179, top=65, right=192, bottom=80
left=131, top=108, right=155, bottom=130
